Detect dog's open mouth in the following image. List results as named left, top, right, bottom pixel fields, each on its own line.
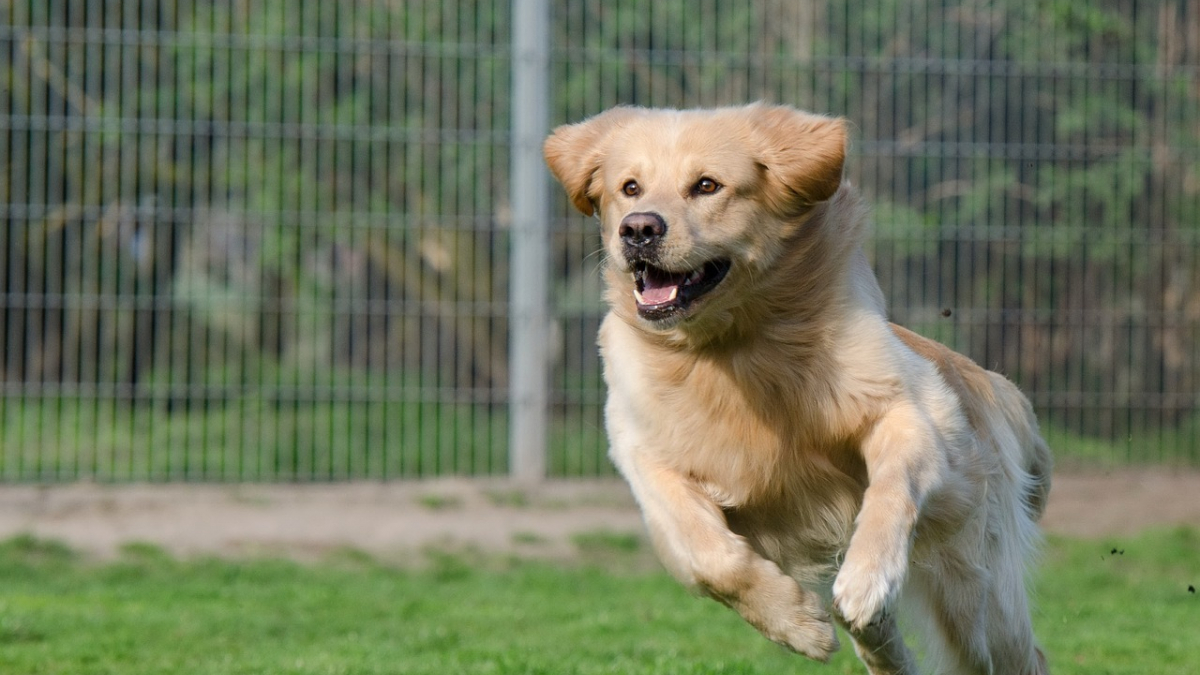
left=632, top=259, right=731, bottom=321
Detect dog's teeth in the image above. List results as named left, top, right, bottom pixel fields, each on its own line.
left=634, top=288, right=645, bottom=304
left=667, top=287, right=678, bottom=301
left=687, top=269, right=703, bottom=285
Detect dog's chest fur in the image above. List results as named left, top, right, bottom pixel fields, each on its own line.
left=601, top=315, right=879, bottom=577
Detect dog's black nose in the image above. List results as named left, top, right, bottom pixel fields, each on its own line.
left=619, top=212, right=667, bottom=249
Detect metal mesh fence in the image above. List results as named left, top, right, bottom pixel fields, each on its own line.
left=2, top=1, right=1198, bottom=480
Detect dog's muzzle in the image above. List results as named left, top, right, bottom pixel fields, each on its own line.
left=632, top=258, right=731, bottom=322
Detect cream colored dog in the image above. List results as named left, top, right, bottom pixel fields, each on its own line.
left=544, top=104, right=1052, bottom=675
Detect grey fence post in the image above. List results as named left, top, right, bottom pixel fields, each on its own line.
left=509, top=0, right=550, bottom=481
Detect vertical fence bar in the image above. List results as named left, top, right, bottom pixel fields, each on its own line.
left=509, top=0, right=550, bottom=481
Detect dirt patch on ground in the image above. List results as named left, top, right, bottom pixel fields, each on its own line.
left=1, top=468, right=1198, bottom=561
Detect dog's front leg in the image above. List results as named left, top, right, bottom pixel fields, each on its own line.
left=833, top=402, right=945, bottom=634
left=621, top=458, right=840, bottom=662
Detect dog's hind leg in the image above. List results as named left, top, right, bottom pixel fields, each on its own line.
left=906, top=553, right=1046, bottom=675
left=902, top=556, right=993, bottom=675
left=836, top=611, right=916, bottom=675
left=979, top=561, right=1047, bottom=675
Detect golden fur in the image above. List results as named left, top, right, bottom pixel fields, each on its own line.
left=544, top=104, right=1052, bottom=674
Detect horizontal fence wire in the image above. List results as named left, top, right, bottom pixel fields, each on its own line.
left=2, top=0, right=1198, bottom=481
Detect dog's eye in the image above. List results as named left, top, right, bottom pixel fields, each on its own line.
left=622, top=180, right=640, bottom=197
left=693, top=178, right=721, bottom=195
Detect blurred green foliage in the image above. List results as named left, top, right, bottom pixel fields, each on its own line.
left=2, top=1, right=1198, bottom=476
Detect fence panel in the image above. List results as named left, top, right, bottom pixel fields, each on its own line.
left=2, top=1, right=515, bottom=480
left=2, top=1, right=1198, bottom=481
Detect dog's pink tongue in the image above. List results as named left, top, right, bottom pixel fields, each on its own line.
left=640, top=268, right=686, bottom=304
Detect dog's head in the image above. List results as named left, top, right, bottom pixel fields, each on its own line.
left=544, top=104, right=847, bottom=336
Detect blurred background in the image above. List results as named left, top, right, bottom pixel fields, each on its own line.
left=2, top=0, right=1198, bottom=481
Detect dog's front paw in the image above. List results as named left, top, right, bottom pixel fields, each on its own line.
left=831, top=556, right=904, bottom=631
left=765, top=600, right=840, bottom=662
left=739, top=575, right=839, bottom=661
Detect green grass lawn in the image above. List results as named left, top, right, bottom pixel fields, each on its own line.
left=1, top=529, right=1198, bottom=674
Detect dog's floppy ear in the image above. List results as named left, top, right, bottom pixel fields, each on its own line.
left=748, top=105, right=847, bottom=214
left=543, top=107, right=639, bottom=216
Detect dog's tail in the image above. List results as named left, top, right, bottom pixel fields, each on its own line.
left=990, top=372, right=1053, bottom=521
left=1023, top=430, right=1053, bottom=521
